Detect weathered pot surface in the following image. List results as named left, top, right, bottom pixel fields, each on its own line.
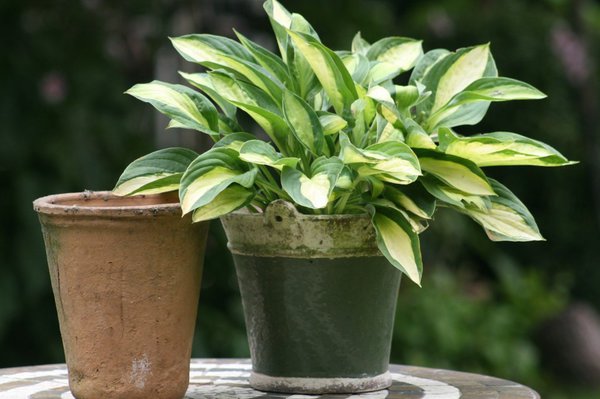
left=34, top=191, right=208, bottom=399
left=221, top=200, right=401, bottom=394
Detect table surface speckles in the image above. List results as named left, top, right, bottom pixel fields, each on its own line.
left=0, top=358, right=540, bottom=399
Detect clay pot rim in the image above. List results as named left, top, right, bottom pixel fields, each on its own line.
left=33, top=191, right=182, bottom=217
left=225, top=199, right=371, bottom=222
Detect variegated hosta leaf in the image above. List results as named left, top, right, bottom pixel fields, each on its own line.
left=319, top=112, right=348, bottom=135
left=384, top=184, right=436, bottom=219
left=366, top=62, right=406, bottom=85
left=264, top=0, right=293, bottom=60
left=234, top=29, right=291, bottom=85
left=368, top=205, right=423, bottom=285
left=428, top=77, right=546, bottom=129
left=290, top=12, right=321, bottom=40
left=355, top=84, right=377, bottom=125
left=366, top=37, right=423, bottom=76
left=377, top=122, right=405, bottom=144
left=370, top=200, right=429, bottom=234
left=350, top=98, right=369, bottom=143
left=393, top=85, right=419, bottom=109
left=239, top=140, right=299, bottom=170
left=335, top=166, right=354, bottom=190
left=420, top=175, right=491, bottom=211
left=438, top=128, right=574, bottom=167
left=172, top=34, right=285, bottom=102
left=179, top=72, right=238, bottom=120
left=404, top=118, right=436, bottom=149
left=341, top=53, right=370, bottom=84
left=170, top=34, right=253, bottom=64
left=461, top=179, right=544, bottom=241
left=113, top=148, right=198, bottom=196
left=191, top=184, right=255, bottom=222
left=367, top=85, right=395, bottom=104
left=416, top=149, right=495, bottom=196
left=207, top=71, right=289, bottom=151
left=207, top=71, right=280, bottom=113
left=288, top=30, right=358, bottom=116
left=179, top=148, right=257, bottom=215
left=418, top=44, right=497, bottom=119
left=340, top=133, right=422, bottom=184
left=126, top=81, right=219, bottom=136
left=281, top=157, right=344, bottom=209
left=214, top=132, right=257, bottom=151
left=409, top=48, right=450, bottom=85
left=282, top=90, right=325, bottom=155
left=351, top=31, right=370, bottom=55
left=286, top=39, right=320, bottom=100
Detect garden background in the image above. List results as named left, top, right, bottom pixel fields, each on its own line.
left=2, top=0, right=600, bottom=398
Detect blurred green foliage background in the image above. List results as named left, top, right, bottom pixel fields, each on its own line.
left=2, top=0, right=600, bottom=398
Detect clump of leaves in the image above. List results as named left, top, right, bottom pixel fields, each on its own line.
left=114, top=0, right=574, bottom=285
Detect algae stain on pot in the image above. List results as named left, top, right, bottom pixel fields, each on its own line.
left=130, top=354, right=151, bottom=389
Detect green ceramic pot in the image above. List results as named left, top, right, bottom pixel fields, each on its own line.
left=220, top=200, right=401, bottom=394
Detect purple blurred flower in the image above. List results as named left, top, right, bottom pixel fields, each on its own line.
left=40, top=72, right=67, bottom=104
left=551, top=23, right=590, bottom=85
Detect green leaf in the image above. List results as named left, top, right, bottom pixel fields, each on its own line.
left=340, top=134, right=421, bottom=184
left=234, top=29, right=291, bottom=85
left=367, top=85, right=395, bottom=104
left=282, top=90, right=325, bottom=155
left=366, top=37, right=423, bottom=74
left=207, top=71, right=280, bottom=113
left=288, top=30, right=358, bottom=116
left=418, top=44, right=497, bottom=118
left=384, top=184, right=436, bottom=219
left=393, top=85, right=420, bottom=109
left=179, top=148, right=257, bottom=215
left=368, top=205, right=423, bottom=285
left=416, top=149, right=495, bottom=195
left=231, top=101, right=290, bottom=153
left=263, top=0, right=293, bottom=60
left=319, top=112, right=348, bottom=135
left=408, top=48, right=450, bottom=85
left=438, top=128, right=574, bottom=167
left=207, top=71, right=289, bottom=151
left=290, top=12, right=321, bottom=40
left=179, top=72, right=238, bottom=120
left=428, top=77, right=546, bottom=129
left=404, top=118, right=436, bottom=149
left=126, top=81, right=219, bottom=136
left=341, top=53, right=370, bottom=84
left=351, top=31, right=370, bottom=55
left=281, top=157, right=344, bottom=209
left=420, top=175, right=490, bottom=210
left=377, top=123, right=405, bottom=144
left=113, top=148, right=198, bottom=196
left=170, top=33, right=253, bottom=64
left=172, top=34, right=284, bottom=103
left=214, top=132, right=257, bottom=151
left=239, top=140, right=299, bottom=170
left=191, top=184, right=255, bottom=222
left=461, top=179, right=544, bottom=241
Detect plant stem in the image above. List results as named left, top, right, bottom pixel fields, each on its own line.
left=299, top=150, right=311, bottom=174
left=334, top=179, right=362, bottom=214
left=255, top=174, right=291, bottom=202
left=258, top=165, right=279, bottom=188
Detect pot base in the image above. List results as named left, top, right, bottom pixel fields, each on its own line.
left=249, top=371, right=392, bottom=394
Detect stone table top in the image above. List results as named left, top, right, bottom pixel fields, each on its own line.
left=0, top=358, right=540, bottom=398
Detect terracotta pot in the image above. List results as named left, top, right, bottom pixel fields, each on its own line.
left=220, top=200, right=401, bottom=394
left=33, top=191, right=208, bottom=399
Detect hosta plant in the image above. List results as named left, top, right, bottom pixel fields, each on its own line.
left=114, top=0, right=573, bottom=286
